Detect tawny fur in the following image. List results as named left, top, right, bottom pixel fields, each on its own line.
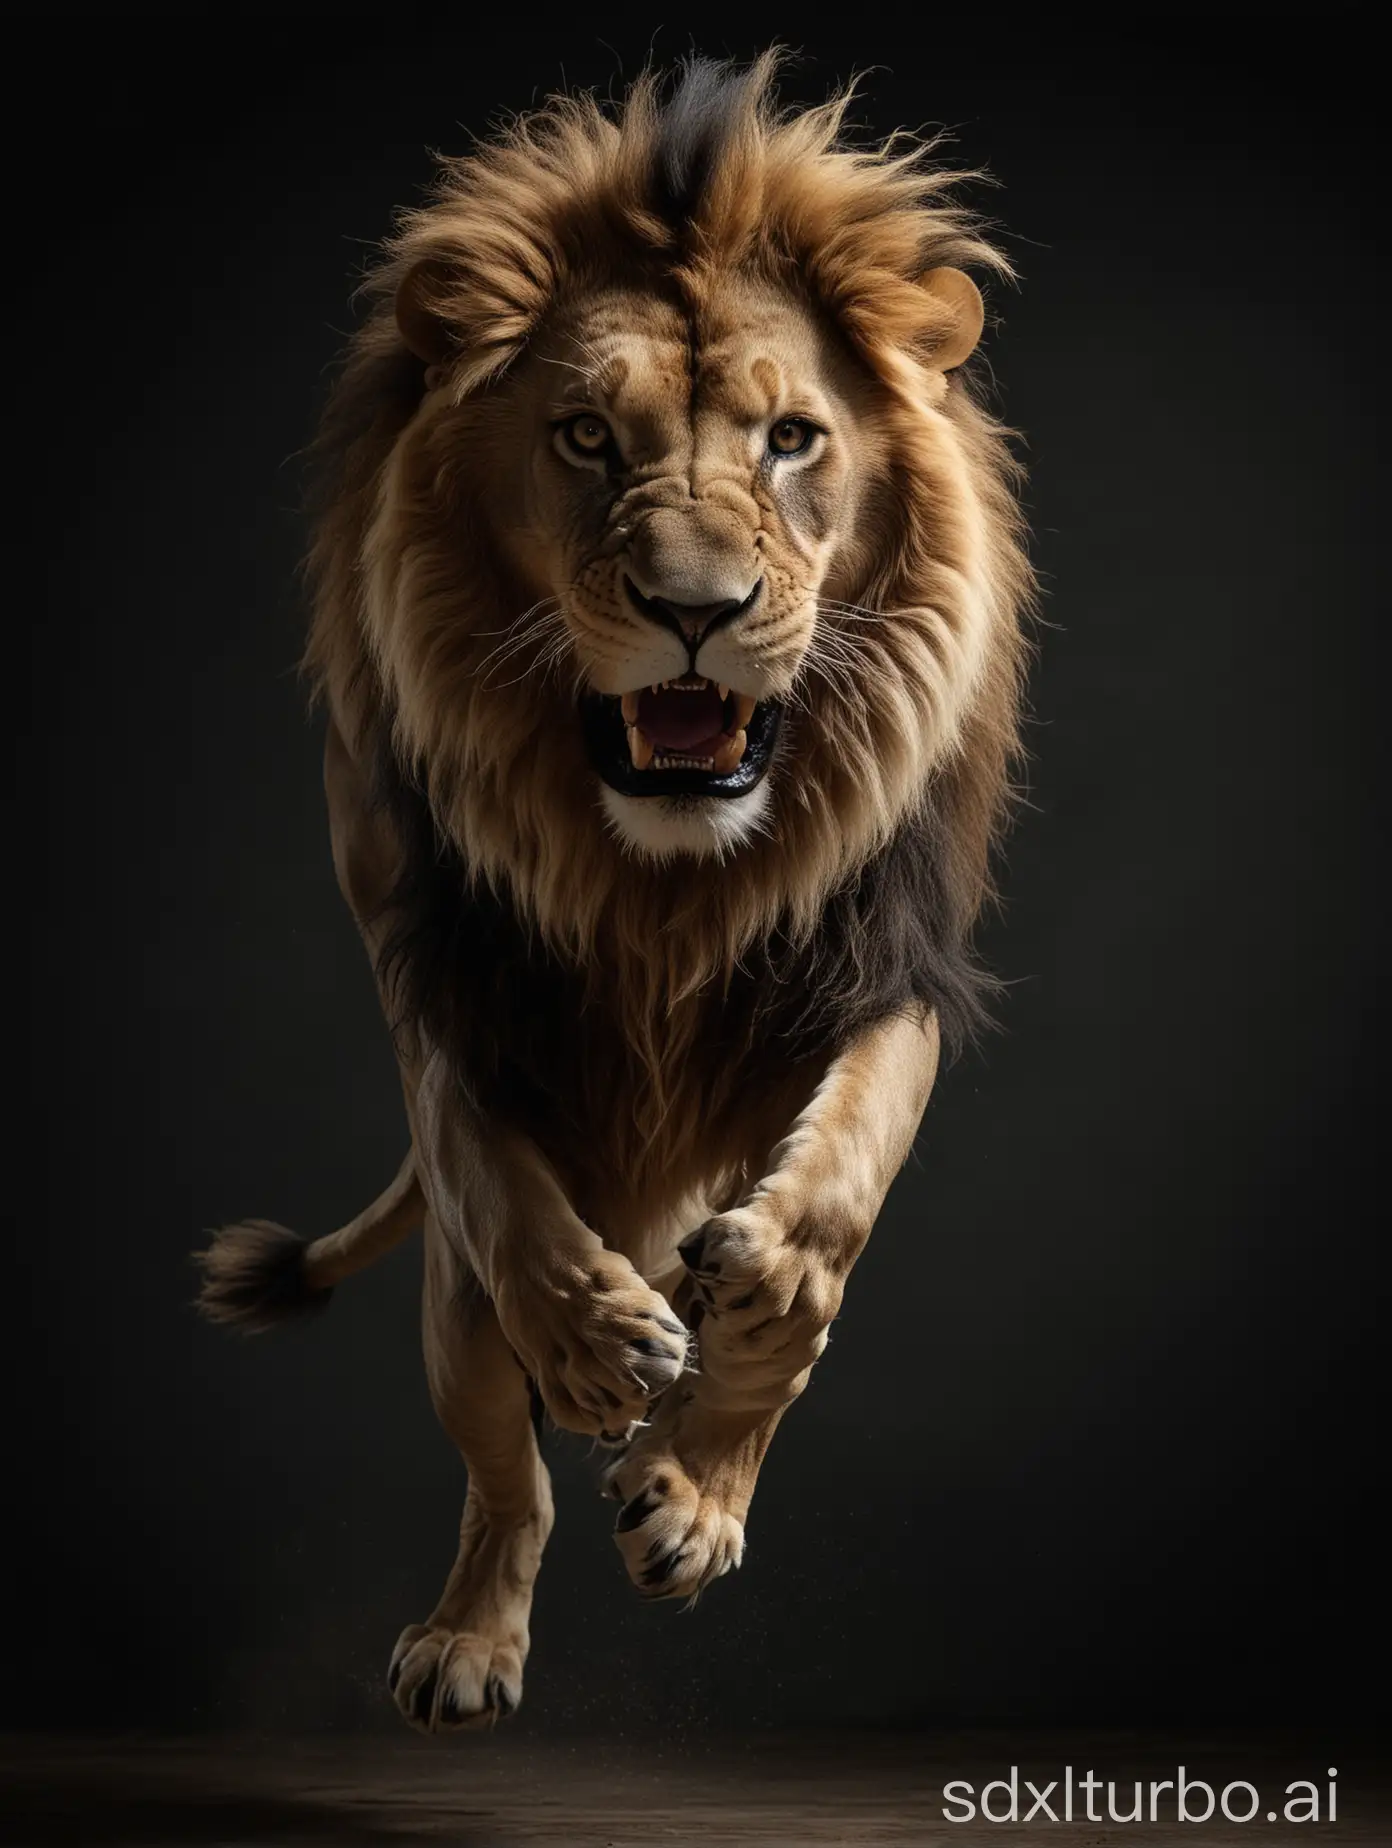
left=199, top=54, right=1035, bottom=1729
left=301, top=52, right=1032, bottom=1207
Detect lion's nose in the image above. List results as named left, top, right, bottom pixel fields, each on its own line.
left=625, top=579, right=763, bottom=652
left=651, top=593, right=747, bottom=642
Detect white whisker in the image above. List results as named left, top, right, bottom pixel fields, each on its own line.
left=475, top=597, right=567, bottom=690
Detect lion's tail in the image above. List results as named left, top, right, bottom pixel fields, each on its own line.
left=196, top=1151, right=422, bottom=1334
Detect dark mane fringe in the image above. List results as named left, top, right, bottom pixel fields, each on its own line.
left=767, top=799, right=1002, bottom=1060
left=650, top=56, right=767, bottom=222
left=368, top=715, right=996, bottom=1147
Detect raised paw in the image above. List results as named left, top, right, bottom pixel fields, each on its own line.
left=677, top=1200, right=842, bottom=1399
left=605, top=1448, right=746, bottom=1603
left=496, top=1247, right=690, bottom=1437
left=599, top=1386, right=786, bottom=1604
left=388, top=1624, right=523, bottom=1732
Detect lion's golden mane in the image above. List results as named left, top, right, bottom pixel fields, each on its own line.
left=303, top=55, right=1032, bottom=1176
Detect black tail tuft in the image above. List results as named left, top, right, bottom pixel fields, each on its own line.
left=194, top=1219, right=332, bottom=1334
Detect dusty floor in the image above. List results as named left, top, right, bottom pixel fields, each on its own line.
left=1, top=1733, right=1385, bottom=1846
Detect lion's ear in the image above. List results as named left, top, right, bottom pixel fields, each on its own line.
left=918, top=267, right=985, bottom=371
left=395, top=258, right=459, bottom=367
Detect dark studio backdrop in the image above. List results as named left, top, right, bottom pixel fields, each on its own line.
left=12, top=6, right=1383, bottom=1742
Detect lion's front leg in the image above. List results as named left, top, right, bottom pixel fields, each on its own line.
left=608, top=1011, right=940, bottom=1599
left=413, top=1051, right=689, bottom=1438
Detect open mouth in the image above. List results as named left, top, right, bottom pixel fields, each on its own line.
left=579, top=676, right=783, bottom=799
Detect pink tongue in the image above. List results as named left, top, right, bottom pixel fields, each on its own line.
left=637, top=685, right=726, bottom=751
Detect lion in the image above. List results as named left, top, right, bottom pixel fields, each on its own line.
left=197, top=52, right=1033, bottom=1733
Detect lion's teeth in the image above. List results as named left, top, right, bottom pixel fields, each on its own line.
left=732, top=694, right=756, bottom=729
left=652, top=684, right=661, bottom=695
left=718, top=684, right=730, bottom=701
left=628, top=725, right=653, bottom=770
left=713, top=728, right=747, bottom=774
left=621, top=691, right=640, bottom=724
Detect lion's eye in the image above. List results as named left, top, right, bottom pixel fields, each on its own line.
left=556, top=413, right=614, bottom=463
left=767, top=417, right=819, bottom=458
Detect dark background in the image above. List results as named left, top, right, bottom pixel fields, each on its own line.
left=12, top=6, right=1383, bottom=1741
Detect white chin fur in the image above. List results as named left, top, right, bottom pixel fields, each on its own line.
left=600, top=781, right=773, bottom=862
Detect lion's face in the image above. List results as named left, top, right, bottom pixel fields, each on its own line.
left=487, top=277, right=883, bottom=859
left=340, top=67, right=1021, bottom=919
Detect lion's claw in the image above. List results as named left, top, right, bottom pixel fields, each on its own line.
left=496, top=1249, right=687, bottom=1436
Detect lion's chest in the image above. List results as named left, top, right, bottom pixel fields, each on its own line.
left=442, top=895, right=822, bottom=1242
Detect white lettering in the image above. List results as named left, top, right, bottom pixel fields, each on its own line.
left=1221, top=1781, right=1259, bottom=1822
left=1022, top=1780, right=1057, bottom=1822
left=1177, top=1766, right=1215, bottom=1823
left=942, top=1780, right=975, bottom=1823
